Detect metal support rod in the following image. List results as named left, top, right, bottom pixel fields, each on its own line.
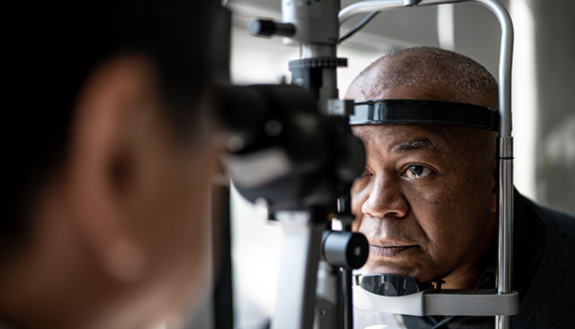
left=315, top=261, right=342, bottom=329
left=498, top=137, right=514, bottom=294
left=338, top=194, right=354, bottom=329
left=341, top=269, right=353, bottom=329
left=301, top=44, right=340, bottom=111
left=495, top=145, right=514, bottom=329
left=339, top=0, right=513, bottom=137
left=496, top=314, right=511, bottom=329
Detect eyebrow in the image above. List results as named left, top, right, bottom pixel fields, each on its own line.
left=391, top=137, right=446, bottom=154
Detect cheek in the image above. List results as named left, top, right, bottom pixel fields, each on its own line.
left=351, top=178, right=371, bottom=210
left=143, top=147, right=215, bottom=268
left=158, top=151, right=216, bottom=304
left=172, top=153, right=215, bottom=258
left=401, top=175, right=464, bottom=243
left=406, top=171, right=493, bottom=254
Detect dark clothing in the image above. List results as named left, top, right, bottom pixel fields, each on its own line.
left=356, top=190, right=575, bottom=329
left=511, top=191, right=575, bottom=328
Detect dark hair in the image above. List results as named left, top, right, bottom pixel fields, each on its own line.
left=1, top=1, right=217, bottom=262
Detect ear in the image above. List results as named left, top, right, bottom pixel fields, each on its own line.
left=63, top=55, right=158, bottom=283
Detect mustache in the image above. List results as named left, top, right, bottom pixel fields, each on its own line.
left=356, top=216, right=422, bottom=245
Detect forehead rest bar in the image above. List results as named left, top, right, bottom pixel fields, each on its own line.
left=349, top=99, right=499, bottom=132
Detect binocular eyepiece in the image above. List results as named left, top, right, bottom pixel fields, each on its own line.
left=214, top=84, right=365, bottom=213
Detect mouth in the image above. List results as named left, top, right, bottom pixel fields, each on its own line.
left=369, top=245, right=416, bottom=257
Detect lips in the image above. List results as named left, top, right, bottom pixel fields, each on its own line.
left=369, top=245, right=415, bottom=257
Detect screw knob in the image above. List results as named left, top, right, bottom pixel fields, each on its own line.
left=249, top=19, right=296, bottom=37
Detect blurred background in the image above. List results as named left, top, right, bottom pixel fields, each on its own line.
left=218, top=0, right=575, bottom=328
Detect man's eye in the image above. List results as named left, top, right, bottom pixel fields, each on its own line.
left=357, top=168, right=372, bottom=179
left=404, top=165, right=432, bottom=179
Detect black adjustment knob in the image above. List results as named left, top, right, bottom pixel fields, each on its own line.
left=321, top=231, right=369, bottom=270
left=249, top=19, right=296, bottom=38
left=288, top=57, right=348, bottom=70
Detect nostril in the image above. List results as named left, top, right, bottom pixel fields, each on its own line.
left=362, top=194, right=409, bottom=220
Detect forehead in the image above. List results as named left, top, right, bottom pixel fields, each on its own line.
left=352, top=124, right=463, bottom=156
left=352, top=124, right=483, bottom=164
left=346, top=81, right=455, bottom=104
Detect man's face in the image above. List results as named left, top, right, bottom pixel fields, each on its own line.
left=348, top=85, right=498, bottom=284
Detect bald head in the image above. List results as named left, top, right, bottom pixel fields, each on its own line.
left=347, top=47, right=499, bottom=200
left=346, top=47, right=498, bottom=110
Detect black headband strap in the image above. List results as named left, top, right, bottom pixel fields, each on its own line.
left=349, top=99, right=499, bottom=132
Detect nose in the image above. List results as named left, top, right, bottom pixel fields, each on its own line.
left=361, top=173, right=408, bottom=219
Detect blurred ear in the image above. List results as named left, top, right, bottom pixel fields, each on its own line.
left=63, top=55, right=159, bottom=283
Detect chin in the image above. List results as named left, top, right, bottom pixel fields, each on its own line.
left=365, top=262, right=414, bottom=277
left=364, top=260, right=442, bottom=284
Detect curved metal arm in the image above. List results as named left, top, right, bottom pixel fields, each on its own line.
left=339, top=0, right=405, bottom=24
left=339, top=0, right=513, bottom=138
left=340, top=1, right=515, bottom=328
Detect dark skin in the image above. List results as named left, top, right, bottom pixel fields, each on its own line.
left=347, top=65, right=499, bottom=289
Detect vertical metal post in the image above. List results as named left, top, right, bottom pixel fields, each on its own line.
left=300, top=44, right=340, bottom=111
left=475, top=2, right=515, bottom=329
left=315, top=261, right=343, bottom=329
left=497, top=139, right=514, bottom=329
left=337, top=194, right=355, bottom=329
left=282, top=0, right=342, bottom=111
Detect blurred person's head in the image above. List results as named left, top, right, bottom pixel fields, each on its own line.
left=346, top=47, right=499, bottom=289
left=0, top=1, right=219, bottom=328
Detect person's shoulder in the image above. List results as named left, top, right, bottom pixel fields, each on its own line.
left=531, top=200, right=575, bottom=238
left=516, top=191, right=575, bottom=236
left=513, top=192, right=575, bottom=328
